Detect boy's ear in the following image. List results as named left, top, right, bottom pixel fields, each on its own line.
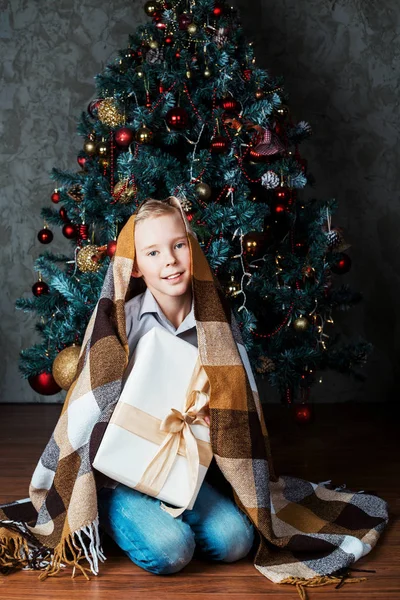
left=131, top=261, right=142, bottom=278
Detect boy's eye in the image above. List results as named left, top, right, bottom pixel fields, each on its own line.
left=175, top=242, right=185, bottom=249
left=148, top=250, right=158, bottom=257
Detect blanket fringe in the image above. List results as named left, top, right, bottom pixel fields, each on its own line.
left=279, top=574, right=367, bottom=600
left=39, top=517, right=105, bottom=581
left=0, top=533, right=30, bottom=574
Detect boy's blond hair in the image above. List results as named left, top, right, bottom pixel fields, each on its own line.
left=135, top=197, right=194, bottom=235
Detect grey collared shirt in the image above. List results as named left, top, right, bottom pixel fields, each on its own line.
left=125, top=287, right=198, bottom=359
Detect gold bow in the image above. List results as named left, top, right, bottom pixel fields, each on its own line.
left=134, top=359, right=211, bottom=517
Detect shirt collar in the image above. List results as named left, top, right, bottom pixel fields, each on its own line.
left=139, top=287, right=196, bottom=331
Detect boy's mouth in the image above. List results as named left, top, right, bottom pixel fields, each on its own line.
left=162, top=272, right=184, bottom=281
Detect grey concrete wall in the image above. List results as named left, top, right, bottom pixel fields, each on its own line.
left=1, top=0, right=398, bottom=403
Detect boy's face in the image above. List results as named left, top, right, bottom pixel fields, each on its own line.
left=132, top=210, right=192, bottom=300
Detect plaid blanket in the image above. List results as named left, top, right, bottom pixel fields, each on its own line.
left=0, top=198, right=388, bottom=592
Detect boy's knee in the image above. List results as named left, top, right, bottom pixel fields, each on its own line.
left=132, top=528, right=196, bottom=575
left=206, top=516, right=255, bottom=563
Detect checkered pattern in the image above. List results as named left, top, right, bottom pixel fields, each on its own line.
left=0, top=198, right=388, bottom=583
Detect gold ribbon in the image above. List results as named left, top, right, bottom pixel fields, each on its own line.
left=112, top=358, right=211, bottom=518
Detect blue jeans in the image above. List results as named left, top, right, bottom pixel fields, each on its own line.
left=97, top=481, right=255, bottom=574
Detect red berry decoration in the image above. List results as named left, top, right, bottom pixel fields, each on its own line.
left=166, top=107, right=189, bottom=130
left=115, top=126, right=135, bottom=147
left=273, top=202, right=286, bottom=215
left=59, top=206, right=68, bottom=221
left=77, top=155, right=87, bottom=169
left=178, top=12, right=192, bottom=30
left=213, top=2, right=224, bottom=17
left=221, top=98, right=239, bottom=112
left=165, top=34, right=174, bottom=45
left=87, top=99, right=102, bottom=118
left=37, top=228, right=53, bottom=244
left=248, top=148, right=266, bottom=163
left=275, top=188, right=289, bottom=201
left=210, top=135, right=230, bottom=154
left=51, top=190, right=60, bottom=203
left=294, top=403, right=313, bottom=424
left=62, top=223, right=77, bottom=239
left=107, top=239, right=118, bottom=258
left=32, top=281, right=49, bottom=297
left=331, top=253, right=352, bottom=274
left=28, top=371, right=61, bottom=396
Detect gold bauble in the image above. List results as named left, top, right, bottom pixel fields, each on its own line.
left=186, top=69, right=193, bottom=79
left=135, top=126, right=153, bottom=144
left=113, top=179, right=137, bottom=204
left=255, top=89, right=265, bottom=100
left=293, top=316, right=310, bottom=332
left=144, top=0, right=160, bottom=16
left=276, top=104, right=290, bottom=119
left=97, top=97, right=125, bottom=127
left=136, top=66, right=145, bottom=78
left=187, top=23, right=198, bottom=35
left=204, top=66, right=212, bottom=78
left=96, top=139, right=109, bottom=156
left=83, top=139, right=96, bottom=155
left=52, top=345, right=82, bottom=391
left=76, top=244, right=102, bottom=273
left=195, top=182, right=212, bottom=201
left=149, top=39, right=159, bottom=49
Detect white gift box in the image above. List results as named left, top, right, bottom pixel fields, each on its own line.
left=93, top=326, right=212, bottom=513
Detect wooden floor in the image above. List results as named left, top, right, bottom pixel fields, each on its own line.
left=0, top=402, right=399, bottom=600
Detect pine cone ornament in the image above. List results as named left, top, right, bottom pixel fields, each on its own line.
left=178, top=197, right=193, bottom=213
left=76, top=244, right=103, bottom=273
left=256, top=356, right=276, bottom=374
left=67, top=184, right=83, bottom=203
left=325, top=228, right=344, bottom=250
left=212, top=27, right=228, bottom=47
left=146, top=47, right=164, bottom=64
left=113, top=179, right=136, bottom=204
left=97, top=97, right=124, bottom=127
left=261, top=170, right=280, bottom=189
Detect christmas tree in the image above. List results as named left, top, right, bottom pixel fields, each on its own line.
left=16, top=0, right=371, bottom=416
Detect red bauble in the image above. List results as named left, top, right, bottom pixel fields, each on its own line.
left=165, top=35, right=174, bottom=45
left=77, top=155, right=87, bottom=169
left=331, top=253, right=352, bottom=274
left=175, top=50, right=181, bottom=58
left=210, top=135, right=230, bottom=154
left=155, top=19, right=166, bottom=30
left=178, top=12, right=192, bottom=29
left=62, top=223, right=77, bottom=239
left=59, top=206, right=68, bottom=221
left=115, top=126, right=135, bottom=147
left=107, top=239, right=118, bottom=258
left=37, top=228, right=53, bottom=244
left=166, top=107, right=189, bottom=130
left=51, top=190, right=60, bottom=203
left=213, top=2, right=224, bottom=17
left=243, top=69, right=252, bottom=81
left=294, top=403, right=313, bottom=424
left=32, top=281, right=49, bottom=297
left=221, top=97, right=240, bottom=112
left=87, top=99, right=102, bottom=118
left=28, top=371, right=61, bottom=396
